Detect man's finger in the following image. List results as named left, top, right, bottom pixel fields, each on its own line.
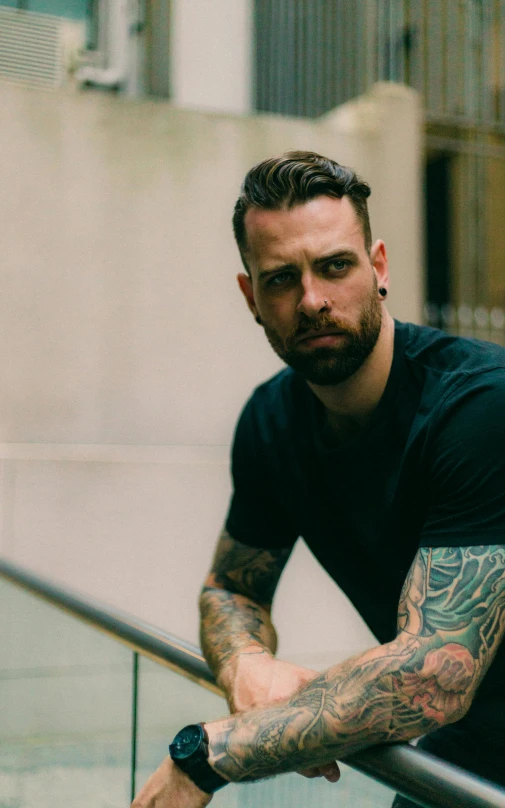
left=297, top=761, right=340, bottom=781
left=320, top=761, right=341, bottom=783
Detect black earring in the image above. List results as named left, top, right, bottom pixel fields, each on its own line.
left=255, top=315, right=262, bottom=324
left=379, top=287, right=387, bottom=298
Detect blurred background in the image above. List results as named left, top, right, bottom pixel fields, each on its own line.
left=0, top=0, right=427, bottom=658
left=2, top=1, right=505, bottom=335
left=0, top=3, right=504, bottom=806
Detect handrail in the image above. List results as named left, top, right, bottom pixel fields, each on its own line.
left=1, top=557, right=505, bottom=808
left=0, top=558, right=217, bottom=693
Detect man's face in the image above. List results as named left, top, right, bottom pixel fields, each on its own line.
left=239, top=196, right=387, bottom=386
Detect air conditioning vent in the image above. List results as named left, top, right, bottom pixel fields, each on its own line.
left=0, top=8, right=63, bottom=90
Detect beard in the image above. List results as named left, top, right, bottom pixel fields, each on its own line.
left=262, top=284, right=383, bottom=386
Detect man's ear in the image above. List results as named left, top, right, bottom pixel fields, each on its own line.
left=237, top=273, right=261, bottom=322
left=370, top=239, right=388, bottom=293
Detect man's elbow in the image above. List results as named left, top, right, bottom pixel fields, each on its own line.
left=198, top=579, right=222, bottom=613
left=198, top=580, right=255, bottom=618
left=394, top=642, right=477, bottom=739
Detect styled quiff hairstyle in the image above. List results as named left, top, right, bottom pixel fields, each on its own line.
left=232, top=150, right=372, bottom=272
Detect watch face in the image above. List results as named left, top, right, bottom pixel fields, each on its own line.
left=171, top=724, right=203, bottom=760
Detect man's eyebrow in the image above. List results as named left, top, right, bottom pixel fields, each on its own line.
left=313, top=249, right=359, bottom=265
left=257, top=263, right=296, bottom=278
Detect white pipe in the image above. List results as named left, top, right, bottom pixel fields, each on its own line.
left=76, top=0, right=129, bottom=89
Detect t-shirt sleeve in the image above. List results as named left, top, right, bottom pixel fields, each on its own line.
left=420, top=370, right=505, bottom=548
left=225, top=395, right=299, bottom=550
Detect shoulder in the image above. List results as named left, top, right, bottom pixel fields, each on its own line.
left=399, top=320, right=505, bottom=378
left=417, top=360, right=505, bottom=545
left=432, top=366, right=505, bottom=450
left=421, top=364, right=505, bottom=511
left=396, top=322, right=505, bottom=417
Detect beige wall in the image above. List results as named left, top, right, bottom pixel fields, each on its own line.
left=0, top=81, right=422, bottom=667
left=170, top=0, right=252, bottom=114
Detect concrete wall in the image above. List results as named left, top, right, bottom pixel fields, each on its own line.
left=0, top=80, right=422, bottom=669
left=170, top=0, right=252, bottom=114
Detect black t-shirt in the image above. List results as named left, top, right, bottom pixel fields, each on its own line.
left=226, top=320, right=505, bottom=746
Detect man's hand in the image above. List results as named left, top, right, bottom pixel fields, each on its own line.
left=220, top=649, right=340, bottom=783
left=131, top=756, right=213, bottom=808
left=220, top=648, right=317, bottom=713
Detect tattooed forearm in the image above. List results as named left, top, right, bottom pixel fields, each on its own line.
left=207, top=545, right=505, bottom=782
left=209, top=637, right=423, bottom=781
left=199, top=530, right=291, bottom=681
left=199, top=587, right=278, bottom=679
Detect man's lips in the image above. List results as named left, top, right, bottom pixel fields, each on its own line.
left=294, top=328, right=346, bottom=345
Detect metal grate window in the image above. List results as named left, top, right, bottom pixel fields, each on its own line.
left=254, top=0, right=368, bottom=118
left=254, top=0, right=505, bottom=131
left=0, top=7, right=63, bottom=89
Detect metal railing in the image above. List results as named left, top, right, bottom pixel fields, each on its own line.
left=1, top=557, right=505, bottom=808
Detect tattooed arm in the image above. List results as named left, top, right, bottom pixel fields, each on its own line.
left=199, top=529, right=318, bottom=712
left=132, top=545, right=505, bottom=806
left=199, top=528, right=289, bottom=670
left=202, top=545, right=505, bottom=782
left=199, top=528, right=341, bottom=782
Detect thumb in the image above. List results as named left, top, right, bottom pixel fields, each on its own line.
left=320, top=761, right=340, bottom=783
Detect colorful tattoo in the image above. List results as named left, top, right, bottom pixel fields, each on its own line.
left=208, top=545, right=505, bottom=781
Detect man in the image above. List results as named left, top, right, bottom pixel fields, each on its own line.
left=133, top=151, right=505, bottom=808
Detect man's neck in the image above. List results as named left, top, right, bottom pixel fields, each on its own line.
left=307, top=313, right=395, bottom=436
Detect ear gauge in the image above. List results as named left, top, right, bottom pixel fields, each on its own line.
left=378, top=288, right=388, bottom=298
left=255, top=316, right=262, bottom=324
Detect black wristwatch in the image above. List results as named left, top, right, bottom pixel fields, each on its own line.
left=169, top=723, right=229, bottom=794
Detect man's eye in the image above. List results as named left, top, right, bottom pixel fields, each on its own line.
left=267, top=272, right=293, bottom=287
left=325, top=260, right=349, bottom=273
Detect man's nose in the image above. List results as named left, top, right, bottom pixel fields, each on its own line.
left=296, top=278, right=330, bottom=318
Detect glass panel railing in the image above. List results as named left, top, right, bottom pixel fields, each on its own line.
left=2, top=560, right=505, bottom=808
left=0, top=577, right=133, bottom=807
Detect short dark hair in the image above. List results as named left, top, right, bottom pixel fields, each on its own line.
left=232, top=150, right=372, bottom=272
